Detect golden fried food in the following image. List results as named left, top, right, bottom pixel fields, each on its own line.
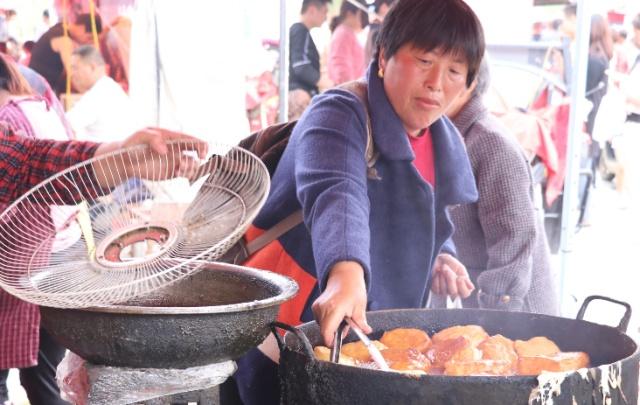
left=517, top=352, right=590, bottom=375
left=432, top=325, right=489, bottom=347
left=341, top=340, right=388, bottom=362
left=380, top=328, right=432, bottom=352
left=479, top=334, right=517, bottom=368
left=313, top=325, right=587, bottom=377
left=444, top=359, right=514, bottom=376
left=381, top=347, right=431, bottom=372
left=514, top=336, right=560, bottom=357
left=313, top=346, right=356, bottom=366
left=426, top=336, right=478, bottom=368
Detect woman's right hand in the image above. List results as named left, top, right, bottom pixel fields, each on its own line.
left=312, top=261, right=371, bottom=347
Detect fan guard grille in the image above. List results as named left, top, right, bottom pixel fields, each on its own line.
left=0, top=141, right=270, bottom=308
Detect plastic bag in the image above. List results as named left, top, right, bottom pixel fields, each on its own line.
left=57, top=352, right=236, bottom=405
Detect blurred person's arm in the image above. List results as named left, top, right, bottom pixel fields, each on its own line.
left=457, top=130, right=538, bottom=311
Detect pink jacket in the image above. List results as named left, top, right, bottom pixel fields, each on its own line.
left=328, top=25, right=365, bottom=85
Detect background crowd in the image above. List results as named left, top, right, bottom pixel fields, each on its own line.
left=0, top=1, right=638, bottom=404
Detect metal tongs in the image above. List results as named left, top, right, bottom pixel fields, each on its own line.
left=330, top=317, right=390, bottom=371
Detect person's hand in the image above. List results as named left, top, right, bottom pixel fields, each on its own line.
left=430, top=253, right=474, bottom=299
left=312, top=261, right=371, bottom=347
left=93, top=127, right=208, bottom=188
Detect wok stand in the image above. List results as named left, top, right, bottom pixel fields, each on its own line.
left=56, top=351, right=236, bottom=405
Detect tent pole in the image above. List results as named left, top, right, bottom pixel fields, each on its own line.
left=558, top=0, right=592, bottom=314
left=278, top=0, right=289, bottom=123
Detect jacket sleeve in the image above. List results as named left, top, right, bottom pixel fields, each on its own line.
left=0, top=133, right=99, bottom=204
left=290, top=25, right=320, bottom=89
left=293, top=90, right=371, bottom=291
left=471, top=131, right=537, bottom=311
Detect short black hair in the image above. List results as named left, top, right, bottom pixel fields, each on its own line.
left=633, top=13, right=640, bottom=31
left=301, top=0, right=332, bottom=14
left=375, top=0, right=485, bottom=87
left=564, top=4, right=577, bottom=18
left=75, top=13, right=102, bottom=34
left=330, top=0, right=368, bottom=32
left=23, top=40, right=35, bottom=52
left=374, top=0, right=394, bottom=13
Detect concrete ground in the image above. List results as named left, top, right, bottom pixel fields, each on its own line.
left=6, top=178, right=639, bottom=404
left=556, top=178, right=640, bottom=342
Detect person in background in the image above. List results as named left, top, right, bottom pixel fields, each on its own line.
left=66, top=45, right=137, bottom=141
left=3, top=11, right=19, bottom=45
left=629, top=14, right=640, bottom=68
left=35, top=10, right=51, bottom=41
left=16, top=64, right=72, bottom=136
left=586, top=15, right=613, bottom=138
left=560, top=3, right=577, bottom=42
left=19, top=40, right=35, bottom=66
left=614, top=14, right=640, bottom=206
left=288, top=0, right=332, bottom=121
left=4, top=38, right=19, bottom=62
left=576, top=14, right=613, bottom=225
left=610, top=25, right=629, bottom=74
left=29, top=13, right=102, bottom=95
left=99, top=16, right=131, bottom=91
left=364, top=0, right=394, bottom=63
left=327, top=0, right=368, bottom=85
left=0, top=52, right=76, bottom=405
left=442, top=57, right=559, bottom=315
left=226, top=0, right=484, bottom=403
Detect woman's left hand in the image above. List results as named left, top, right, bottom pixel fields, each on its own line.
left=430, top=253, right=475, bottom=299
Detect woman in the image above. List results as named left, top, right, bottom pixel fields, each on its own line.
left=229, top=0, right=485, bottom=403
left=0, top=54, right=205, bottom=405
left=443, top=57, right=559, bottom=315
left=327, top=0, right=368, bottom=85
left=586, top=14, right=613, bottom=137
left=0, top=54, right=77, bottom=405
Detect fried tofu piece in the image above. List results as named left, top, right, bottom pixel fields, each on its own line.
left=381, top=347, right=432, bottom=372
left=479, top=335, right=518, bottom=369
left=340, top=340, right=388, bottom=363
left=313, top=346, right=356, bottom=366
left=444, top=359, right=514, bottom=376
left=426, top=336, right=479, bottom=368
left=517, top=352, right=590, bottom=375
left=514, top=336, right=560, bottom=357
left=380, top=328, right=432, bottom=352
left=432, top=325, right=489, bottom=348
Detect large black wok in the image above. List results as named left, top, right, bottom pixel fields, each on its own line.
left=40, top=262, right=298, bottom=369
left=277, top=296, right=638, bottom=405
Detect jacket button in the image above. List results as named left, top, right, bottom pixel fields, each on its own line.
left=501, top=295, right=511, bottom=303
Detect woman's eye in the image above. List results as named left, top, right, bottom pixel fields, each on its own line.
left=418, top=58, right=432, bottom=66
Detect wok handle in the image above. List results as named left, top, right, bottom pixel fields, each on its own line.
left=576, top=295, right=632, bottom=333
left=269, top=321, right=315, bottom=359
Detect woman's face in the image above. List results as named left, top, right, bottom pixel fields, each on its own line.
left=379, top=44, right=469, bottom=135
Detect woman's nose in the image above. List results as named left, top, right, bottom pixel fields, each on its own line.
left=424, top=65, right=444, bottom=92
